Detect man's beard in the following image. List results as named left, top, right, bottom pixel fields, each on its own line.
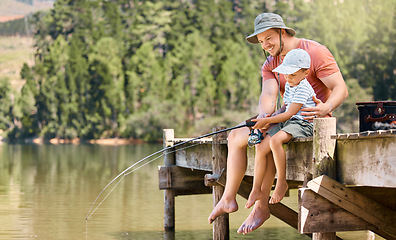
left=269, top=41, right=284, bottom=57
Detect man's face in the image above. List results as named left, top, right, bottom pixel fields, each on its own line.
left=257, top=29, right=283, bottom=57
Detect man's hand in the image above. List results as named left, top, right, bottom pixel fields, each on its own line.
left=301, top=96, right=332, bottom=122
left=257, top=113, right=270, bottom=119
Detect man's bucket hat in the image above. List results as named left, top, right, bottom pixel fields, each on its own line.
left=246, top=13, right=296, bottom=44
left=273, top=49, right=311, bottom=75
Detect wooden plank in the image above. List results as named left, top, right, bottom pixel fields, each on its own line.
left=299, top=188, right=371, bottom=233
left=174, top=188, right=212, bottom=196
left=175, top=138, right=311, bottom=183
left=175, top=143, right=213, bottom=171
left=307, top=175, right=396, bottom=239
left=284, top=140, right=313, bottom=182
left=332, top=129, right=396, bottom=139
left=158, top=166, right=212, bottom=195
left=351, top=186, right=396, bottom=211
left=336, top=136, right=396, bottom=187
left=211, top=126, right=229, bottom=240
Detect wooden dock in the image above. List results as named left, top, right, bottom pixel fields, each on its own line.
left=158, top=118, right=396, bottom=240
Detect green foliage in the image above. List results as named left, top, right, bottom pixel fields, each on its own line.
left=0, top=17, right=30, bottom=36
left=2, top=0, right=395, bottom=140
left=333, top=78, right=372, bottom=133
left=0, top=78, right=15, bottom=130
left=349, top=0, right=396, bottom=100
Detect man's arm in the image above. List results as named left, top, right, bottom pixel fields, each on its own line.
left=301, top=71, right=348, bottom=120
left=258, top=78, right=279, bottom=118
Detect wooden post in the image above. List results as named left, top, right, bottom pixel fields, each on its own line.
left=313, top=117, right=337, bottom=179
left=212, top=126, right=229, bottom=240
left=312, top=118, right=337, bottom=240
left=163, top=129, right=175, bottom=232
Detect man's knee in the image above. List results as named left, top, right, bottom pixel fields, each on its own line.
left=228, top=129, right=241, bottom=143
left=228, top=128, right=248, bottom=147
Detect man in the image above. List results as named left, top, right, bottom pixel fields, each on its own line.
left=208, top=13, right=348, bottom=234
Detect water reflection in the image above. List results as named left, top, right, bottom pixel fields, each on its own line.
left=0, top=143, right=375, bottom=239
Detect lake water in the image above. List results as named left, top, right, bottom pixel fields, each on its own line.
left=0, top=143, right=378, bottom=239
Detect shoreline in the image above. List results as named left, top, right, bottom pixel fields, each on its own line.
left=3, top=137, right=153, bottom=146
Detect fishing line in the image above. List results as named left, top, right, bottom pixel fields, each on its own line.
left=86, top=142, right=202, bottom=220
left=86, top=121, right=256, bottom=220
left=85, top=143, right=204, bottom=240
left=124, top=142, right=201, bottom=176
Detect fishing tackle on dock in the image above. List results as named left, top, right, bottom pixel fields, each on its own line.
left=86, top=121, right=257, bottom=220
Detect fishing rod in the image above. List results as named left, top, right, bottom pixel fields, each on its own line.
left=86, top=120, right=257, bottom=220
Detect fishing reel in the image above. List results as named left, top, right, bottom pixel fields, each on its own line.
left=248, top=129, right=264, bottom=147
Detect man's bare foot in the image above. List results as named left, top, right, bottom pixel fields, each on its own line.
left=208, top=198, right=238, bottom=224
left=245, top=189, right=265, bottom=209
left=237, top=201, right=270, bottom=235
left=269, top=180, right=288, bottom=204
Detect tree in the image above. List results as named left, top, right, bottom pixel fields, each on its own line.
left=217, top=39, right=261, bottom=114
left=351, top=0, right=396, bottom=100
left=8, top=0, right=396, bottom=140
left=0, top=78, right=15, bottom=130
left=89, top=37, right=125, bottom=137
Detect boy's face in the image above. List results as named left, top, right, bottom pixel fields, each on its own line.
left=285, top=69, right=309, bottom=87
left=257, top=29, right=284, bottom=57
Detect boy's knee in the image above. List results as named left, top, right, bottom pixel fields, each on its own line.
left=269, top=137, right=280, bottom=148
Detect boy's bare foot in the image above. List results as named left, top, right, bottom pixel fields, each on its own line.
left=208, top=198, right=238, bottom=224
left=245, top=189, right=265, bottom=209
left=269, top=180, right=288, bottom=204
left=237, top=201, right=270, bottom=235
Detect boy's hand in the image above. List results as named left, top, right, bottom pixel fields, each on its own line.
left=251, top=118, right=270, bottom=130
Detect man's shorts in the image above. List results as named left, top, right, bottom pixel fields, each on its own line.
left=267, top=118, right=313, bottom=139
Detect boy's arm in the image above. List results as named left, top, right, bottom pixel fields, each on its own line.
left=252, top=103, right=303, bottom=129
left=271, top=104, right=286, bottom=116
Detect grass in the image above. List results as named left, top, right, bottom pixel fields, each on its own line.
left=0, top=36, right=35, bottom=91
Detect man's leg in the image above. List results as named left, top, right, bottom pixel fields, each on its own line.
left=238, top=151, right=276, bottom=234
left=208, top=125, right=250, bottom=224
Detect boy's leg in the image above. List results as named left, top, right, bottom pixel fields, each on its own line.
left=245, top=135, right=272, bottom=209
left=269, top=130, right=292, bottom=204
left=238, top=152, right=276, bottom=234
left=208, top=125, right=250, bottom=224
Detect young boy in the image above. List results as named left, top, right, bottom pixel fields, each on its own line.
left=246, top=48, right=316, bottom=207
